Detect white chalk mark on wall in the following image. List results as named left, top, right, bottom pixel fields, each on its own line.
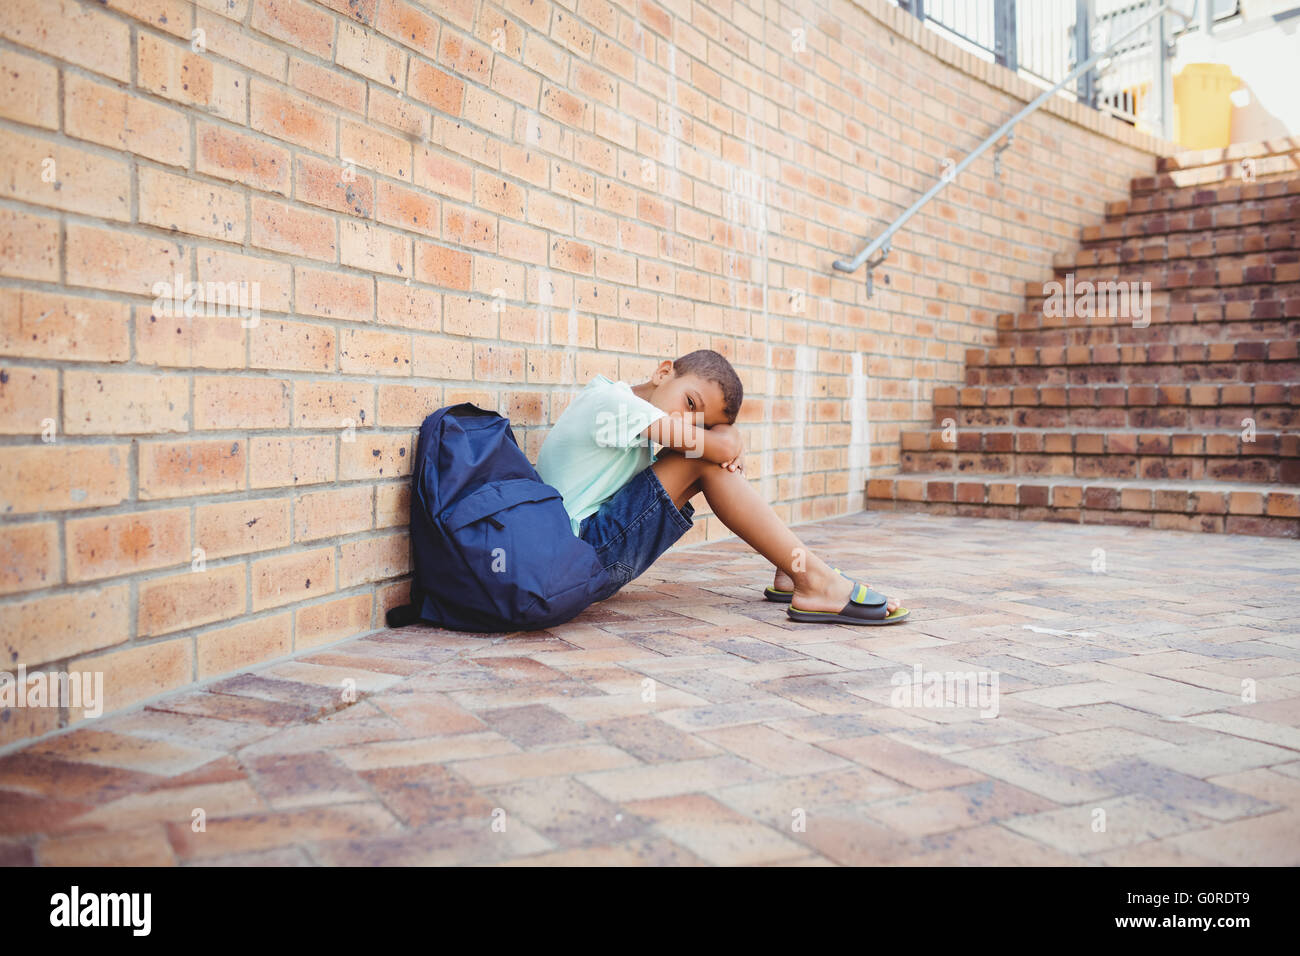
left=721, top=153, right=771, bottom=501
left=790, top=343, right=816, bottom=517
left=848, top=352, right=870, bottom=512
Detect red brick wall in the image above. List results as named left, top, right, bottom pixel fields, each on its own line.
left=0, top=0, right=1165, bottom=745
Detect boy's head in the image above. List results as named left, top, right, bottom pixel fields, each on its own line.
left=642, top=349, right=743, bottom=428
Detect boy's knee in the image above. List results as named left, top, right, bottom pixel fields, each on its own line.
left=659, top=447, right=702, bottom=470
left=684, top=452, right=714, bottom=476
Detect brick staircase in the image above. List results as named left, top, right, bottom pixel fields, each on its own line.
left=868, top=138, right=1300, bottom=538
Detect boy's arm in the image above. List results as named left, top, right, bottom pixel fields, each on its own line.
left=642, top=413, right=739, bottom=465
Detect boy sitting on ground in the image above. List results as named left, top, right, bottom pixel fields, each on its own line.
left=536, top=348, right=907, bottom=624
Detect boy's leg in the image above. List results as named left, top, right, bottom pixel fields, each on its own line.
left=652, top=450, right=899, bottom=614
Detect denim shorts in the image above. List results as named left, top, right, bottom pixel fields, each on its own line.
left=578, top=463, right=695, bottom=600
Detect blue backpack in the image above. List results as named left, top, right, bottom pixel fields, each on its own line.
left=385, top=402, right=614, bottom=632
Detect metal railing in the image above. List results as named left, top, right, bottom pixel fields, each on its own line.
left=835, top=1, right=1234, bottom=292
left=897, top=1, right=1239, bottom=131
left=1091, top=0, right=1234, bottom=125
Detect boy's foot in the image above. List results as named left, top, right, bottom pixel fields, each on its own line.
left=777, top=568, right=900, bottom=615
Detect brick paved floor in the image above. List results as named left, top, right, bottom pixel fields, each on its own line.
left=3, top=511, right=1298, bottom=866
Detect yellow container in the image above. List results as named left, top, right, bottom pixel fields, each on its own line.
left=1173, top=63, right=1240, bottom=149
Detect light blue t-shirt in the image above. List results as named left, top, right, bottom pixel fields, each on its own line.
left=536, top=374, right=667, bottom=536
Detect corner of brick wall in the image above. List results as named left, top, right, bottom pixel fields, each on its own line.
left=0, top=0, right=1163, bottom=747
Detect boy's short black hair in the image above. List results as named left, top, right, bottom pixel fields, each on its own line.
left=673, top=349, right=743, bottom=425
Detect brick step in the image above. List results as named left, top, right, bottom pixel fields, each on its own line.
left=932, top=385, right=1299, bottom=432
left=968, top=340, right=1298, bottom=370
left=997, top=301, right=1300, bottom=341
left=1043, top=250, right=1300, bottom=293
left=900, top=428, right=1298, bottom=483
left=994, top=316, right=1300, bottom=350
left=964, top=349, right=1299, bottom=388
left=1027, top=273, right=1300, bottom=304
left=1156, top=137, right=1300, bottom=176
left=1100, top=180, right=1299, bottom=227
left=900, top=452, right=1292, bottom=484
left=966, top=362, right=1299, bottom=389
left=1065, top=221, right=1298, bottom=270
left=934, top=382, right=1298, bottom=409
left=937, top=405, right=1298, bottom=432
left=938, top=404, right=1297, bottom=432
left=1019, top=283, right=1300, bottom=324
left=1095, top=194, right=1298, bottom=247
left=1132, top=151, right=1300, bottom=195
left=865, top=474, right=1300, bottom=538
left=878, top=141, right=1300, bottom=541
left=903, top=427, right=1297, bottom=460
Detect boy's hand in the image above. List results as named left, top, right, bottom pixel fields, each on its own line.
left=646, top=415, right=739, bottom=466
left=710, top=424, right=744, bottom=472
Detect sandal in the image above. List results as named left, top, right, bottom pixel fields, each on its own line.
left=764, top=566, right=851, bottom=602
left=787, top=580, right=909, bottom=625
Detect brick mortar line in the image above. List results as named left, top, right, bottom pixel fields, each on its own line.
left=1090, top=198, right=1300, bottom=227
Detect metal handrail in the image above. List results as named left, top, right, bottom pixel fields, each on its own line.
left=833, top=1, right=1191, bottom=294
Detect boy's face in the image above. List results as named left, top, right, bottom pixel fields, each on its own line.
left=647, top=362, right=729, bottom=428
